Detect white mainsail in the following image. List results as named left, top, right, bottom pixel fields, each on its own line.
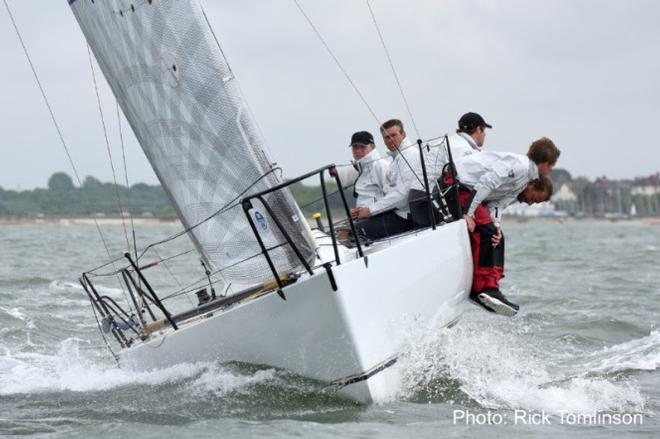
left=69, top=0, right=315, bottom=284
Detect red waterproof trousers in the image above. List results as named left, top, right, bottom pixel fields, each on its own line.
left=459, top=191, right=505, bottom=293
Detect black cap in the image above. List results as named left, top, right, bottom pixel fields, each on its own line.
left=349, top=131, right=374, bottom=147
left=458, top=112, right=492, bottom=132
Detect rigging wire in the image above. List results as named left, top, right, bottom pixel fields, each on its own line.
left=292, top=1, right=425, bottom=189
left=86, top=44, right=132, bottom=254
left=292, top=0, right=382, bottom=126
left=115, top=100, right=142, bottom=307
left=87, top=293, right=119, bottom=364
left=364, top=0, right=427, bottom=188
left=83, top=163, right=287, bottom=278
left=366, top=0, right=421, bottom=140
left=85, top=43, right=135, bottom=311
left=86, top=248, right=197, bottom=278
left=2, top=0, right=125, bottom=290
left=116, top=102, right=139, bottom=267
left=151, top=247, right=196, bottom=307
left=160, top=241, right=290, bottom=301
left=136, top=166, right=284, bottom=261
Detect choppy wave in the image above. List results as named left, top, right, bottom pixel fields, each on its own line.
left=190, top=364, right=278, bottom=397
left=399, top=317, right=647, bottom=414
left=0, top=305, right=36, bottom=329
left=0, top=337, right=295, bottom=401
left=581, top=331, right=660, bottom=374
left=0, top=337, right=201, bottom=395
left=2, top=221, right=660, bottom=436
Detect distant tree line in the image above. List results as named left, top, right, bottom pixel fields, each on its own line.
left=0, top=172, right=176, bottom=218
left=0, top=172, right=353, bottom=218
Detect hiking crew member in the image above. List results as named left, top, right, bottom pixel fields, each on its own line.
left=455, top=138, right=561, bottom=316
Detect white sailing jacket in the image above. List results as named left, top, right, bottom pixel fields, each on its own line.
left=335, top=149, right=389, bottom=209
left=370, top=138, right=421, bottom=218
left=410, top=132, right=482, bottom=192
left=454, top=151, right=539, bottom=226
left=451, top=132, right=482, bottom=158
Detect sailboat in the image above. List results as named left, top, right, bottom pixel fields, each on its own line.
left=69, top=0, right=472, bottom=403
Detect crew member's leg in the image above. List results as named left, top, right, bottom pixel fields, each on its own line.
left=408, top=189, right=440, bottom=229
left=355, top=210, right=412, bottom=240
left=470, top=204, right=504, bottom=293
left=458, top=191, right=518, bottom=316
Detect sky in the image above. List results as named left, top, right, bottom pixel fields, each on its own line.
left=1, top=0, right=659, bottom=190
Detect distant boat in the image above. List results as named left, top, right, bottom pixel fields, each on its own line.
left=69, top=0, right=472, bottom=403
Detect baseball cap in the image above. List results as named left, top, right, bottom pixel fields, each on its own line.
left=458, top=112, right=493, bottom=132
left=349, top=131, right=374, bottom=147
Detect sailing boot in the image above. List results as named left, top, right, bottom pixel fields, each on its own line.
left=469, top=288, right=519, bottom=317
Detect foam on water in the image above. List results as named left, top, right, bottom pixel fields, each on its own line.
left=190, top=365, right=278, bottom=396
left=0, top=337, right=205, bottom=395
left=0, top=336, right=285, bottom=401
left=48, top=279, right=126, bottom=298
left=582, top=330, right=660, bottom=374
left=0, top=305, right=36, bottom=329
left=48, top=280, right=83, bottom=292
left=399, top=317, right=647, bottom=414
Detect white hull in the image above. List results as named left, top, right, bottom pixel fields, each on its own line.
left=119, top=221, right=473, bottom=403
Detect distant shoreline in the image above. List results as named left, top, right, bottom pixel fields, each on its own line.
left=0, top=216, right=180, bottom=225
left=1, top=215, right=659, bottom=226
left=504, top=216, right=660, bottom=225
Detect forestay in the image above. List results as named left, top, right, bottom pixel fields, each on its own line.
left=69, top=0, right=315, bottom=284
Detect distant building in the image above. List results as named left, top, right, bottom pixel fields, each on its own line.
left=504, top=201, right=566, bottom=218
left=552, top=184, right=577, bottom=202
left=631, top=173, right=660, bottom=196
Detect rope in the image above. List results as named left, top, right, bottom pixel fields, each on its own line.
left=86, top=44, right=132, bottom=254
left=292, top=0, right=381, bottom=126
left=366, top=0, right=420, bottom=139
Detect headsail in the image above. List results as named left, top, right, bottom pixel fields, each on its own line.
left=69, top=0, right=315, bottom=284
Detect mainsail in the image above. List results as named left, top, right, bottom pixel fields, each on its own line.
left=69, top=0, right=315, bottom=284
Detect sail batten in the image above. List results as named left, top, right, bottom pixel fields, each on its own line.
left=70, top=0, right=315, bottom=284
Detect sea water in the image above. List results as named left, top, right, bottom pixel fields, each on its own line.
left=1, top=221, right=659, bottom=438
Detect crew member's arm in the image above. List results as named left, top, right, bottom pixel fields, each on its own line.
left=487, top=194, right=517, bottom=228
left=335, top=163, right=359, bottom=187
left=465, top=161, right=513, bottom=218
left=367, top=154, right=416, bottom=217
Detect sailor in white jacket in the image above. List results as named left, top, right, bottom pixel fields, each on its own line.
left=456, top=151, right=539, bottom=228
left=337, top=131, right=389, bottom=210
left=415, top=112, right=491, bottom=189
left=353, top=119, right=420, bottom=239
left=454, top=137, right=561, bottom=317
left=457, top=137, right=560, bottom=229
left=409, top=112, right=492, bottom=226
